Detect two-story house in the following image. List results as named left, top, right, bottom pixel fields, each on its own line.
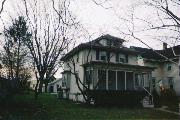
left=132, top=44, right=180, bottom=96
left=61, top=34, right=155, bottom=102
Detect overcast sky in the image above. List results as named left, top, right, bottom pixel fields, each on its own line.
left=0, top=0, right=179, bottom=78
left=1, top=0, right=179, bottom=49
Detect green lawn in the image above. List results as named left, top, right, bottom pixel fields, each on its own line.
left=0, top=93, right=179, bottom=120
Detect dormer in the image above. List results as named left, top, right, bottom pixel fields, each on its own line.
left=98, top=34, right=124, bottom=48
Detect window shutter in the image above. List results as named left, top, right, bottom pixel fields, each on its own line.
left=125, top=54, right=128, bottom=63
left=116, top=53, right=119, bottom=62
left=96, top=50, right=99, bottom=60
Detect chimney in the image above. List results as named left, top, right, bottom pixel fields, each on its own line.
left=163, top=42, right=167, bottom=50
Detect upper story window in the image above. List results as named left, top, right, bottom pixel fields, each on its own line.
left=167, top=63, right=172, bottom=71
left=99, top=39, right=107, bottom=46
left=99, top=39, right=122, bottom=48
left=100, top=51, right=107, bottom=61
left=76, top=53, right=79, bottom=63
left=116, top=53, right=128, bottom=63
left=96, top=50, right=109, bottom=61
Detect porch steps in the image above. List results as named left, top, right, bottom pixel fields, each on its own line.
left=143, top=96, right=154, bottom=108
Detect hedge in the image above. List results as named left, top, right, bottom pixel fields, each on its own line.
left=88, top=90, right=147, bottom=107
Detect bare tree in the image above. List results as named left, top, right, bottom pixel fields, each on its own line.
left=92, top=0, right=179, bottom=61
left=21, top=0, right=80, bottom=99
left=0, top=0, right=7, bottom=14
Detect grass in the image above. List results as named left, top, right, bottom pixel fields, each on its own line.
left=0, top=93, right=179, bottom=120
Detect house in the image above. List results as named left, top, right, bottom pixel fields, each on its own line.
left=47, top=78, right=64, bottom=93
left=132, top=44, right=180, bottom=96
left=60, top=34, right=156, bottom=102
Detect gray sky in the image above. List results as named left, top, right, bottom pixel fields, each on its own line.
left=0, top=0, right=179, bottom=49
left=70, top=0, right=179, bottom=49
left=0, top=0, right=179, bottom=78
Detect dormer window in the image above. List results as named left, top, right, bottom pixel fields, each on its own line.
left=116, top=53, right=128, bottom=63
left=99, top=39, right=107, bottom=46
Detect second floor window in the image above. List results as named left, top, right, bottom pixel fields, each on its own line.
left=167, top=63, right=172, bottom=71
left=116, top=53, right=128, bottom=63
left=96, top=50, right=108, bottom=61
left=100, top=51, right=107, bottom=61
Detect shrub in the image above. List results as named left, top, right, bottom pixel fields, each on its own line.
left=89, top=90, right=146, bottom=107
left=160, top=88, right=179, bottom=111
left=0, top=77, right=14, bottom=105
left=152, top=89, right=161, bottom=108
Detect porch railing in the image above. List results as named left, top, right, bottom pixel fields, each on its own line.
left=142, top=87, right=153, bottom=105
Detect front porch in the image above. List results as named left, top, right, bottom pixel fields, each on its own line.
left=84, top=61, right=156, bottom=92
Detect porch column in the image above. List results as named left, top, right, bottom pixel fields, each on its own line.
left=133, top=72, right=135, bottom=90
left=125, top=71, right=126, bottom=90
left=116, top=70, right=117, bottom=90
left=106, top=69, right=108, bottom=90
left=149, top=72, right=152, bottom=92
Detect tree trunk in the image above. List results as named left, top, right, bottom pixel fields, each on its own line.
left=34, top=79, right=40, bottom=100
left=38, top=81, right=43, bottom=93
left=45, top=83, right=48, bottom=93
left=34, top=89, right=38, bottom=100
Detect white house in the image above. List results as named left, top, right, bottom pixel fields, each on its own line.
left=60, top=34, right=155, bottom=102
left=47, top=78, right=64, bottom=93
left=132, top=44, right=180, bottom=96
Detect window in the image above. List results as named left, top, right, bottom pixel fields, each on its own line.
left=66, top=73, right=71, bottom=88
left=99, top=51, right=107, bottom=61
left=106, top=40, right=111, bottom=46
left=168, top=77, right=174, bottom=90
left=135, top=74, right=144, bottom=87
left=152, top=77, right=156, bottom=88
left=76, top=53, right=79, bottom=63
left=108, top=70, right=116, bottom=90
left=141, top=74, right=145, bottom=86
left=116, top=53, right=127, bottom=63
left=167, top=63, right=172, bottom=71
left=135, top=74, right=141, bottom=87
left=98, top=70, right=106, bottom=90
left=85, top=69, right=93, bottom=85
left=62, top=77, right=66, bottom=87
left=99, top=39, right=107, bottom=46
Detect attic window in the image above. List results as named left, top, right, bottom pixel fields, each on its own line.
left=99, top=39, right=107, bottom=46
left=106, top=40, right=111, bottom=46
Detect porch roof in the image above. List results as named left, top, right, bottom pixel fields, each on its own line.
left=82, top=61, right=156, bottom=72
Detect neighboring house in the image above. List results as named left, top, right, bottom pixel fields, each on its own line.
left=47, top=78, right=64, bottom=93
left=132, top=44, right=180, bottom=96
left=61, top=34, right=156, bottom=102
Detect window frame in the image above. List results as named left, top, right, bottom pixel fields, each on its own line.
left=99, top=51, right=107, bottom=61
left=85, top=69, right=93, bottom=85
left=167, top=63, right=172, bottom=71
left=118, top=53, right=126, bottom=63
left=168, top=77, right=174, bottom=90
